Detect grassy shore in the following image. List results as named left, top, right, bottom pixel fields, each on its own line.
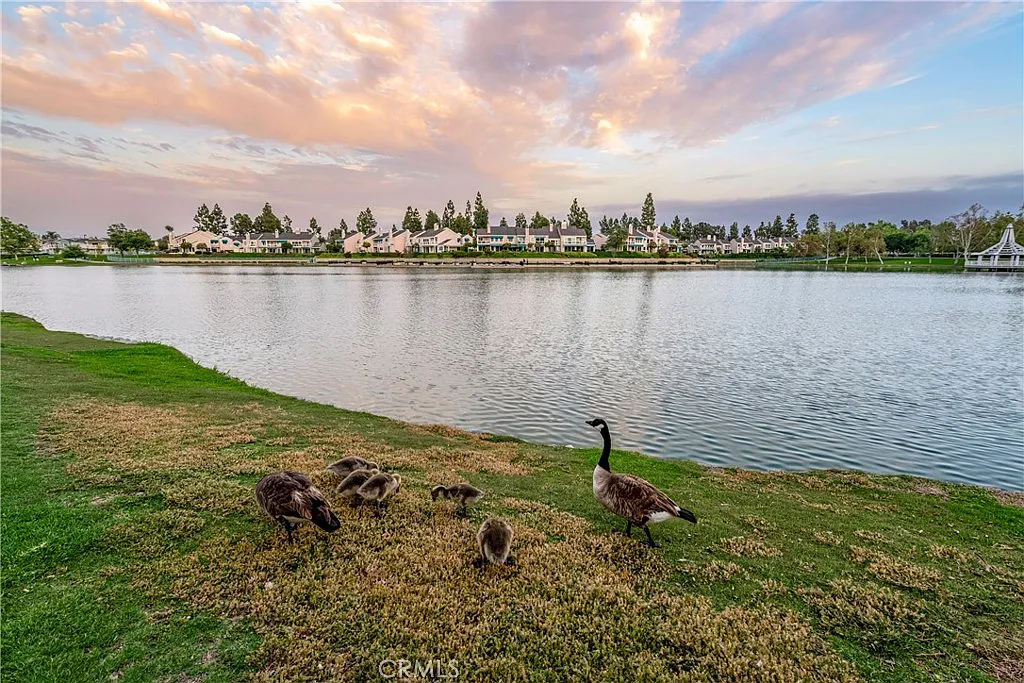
left=1, top=313, right=1021, bottom=682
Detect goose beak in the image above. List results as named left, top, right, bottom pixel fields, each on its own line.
left=585, top=419, right=599, bottom=428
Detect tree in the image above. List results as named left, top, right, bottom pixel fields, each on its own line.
left=1, top=217, right=40, bottom=257
left=950, top=203, right=987, bottom=265
left=338, top=218, right=349, bottom=233
left=280, top=241, right=291, bottom=254
left=281, top=215, right=293, bottom=230
left=472, top=192, right=489, bottom=233
left=106, top=223, right=152, bottom=255
left=209, top=203, right=227, bottom=234
left=356, top=208, right=377, bottom=234
left=512, top=213, right=526, bottom=229
left=667, top=216, right=684, bottom=237
left=424, top=209, right=440, bottom=232
left=193, top=203, right=211, bottom=231
left=742, top=224, right=752, bottom=240
left=529, top=211, right=550, bottom=231
left=681, top=217, right=693, bottom=241
left=641, top=192, right=656, bottom=230
left=402, top=206, right=423, bottom=233
left=770, top=215, right=784, bottom=238
left=441, top=201, right=456, bottom=231
left=230, top=214, right=252, bottom=236
left=805, top=213, right=820, bottom=234
left=728, top=222, right=739, bottom=240
left=822, top=221, right=836, bottom=261
left=567, top=197, right=592, bottom=238
left=253, top=203, right=280, bottom=234
left=452, top=213, right=471, bottom=235
left=785, top=213, right=799, bottom=237
left=62, top=244, right=86, bottom=259
left=499, top=216, right=509, bottom=228
left=605, top=225, right=628, bottom=251
left=42, top=230, right=60, bottom=242
left=309, top=217, right=321, bottom=235
left=864, top=225, right=886, bottom=264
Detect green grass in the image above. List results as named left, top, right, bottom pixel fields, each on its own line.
left=2, top=313, right=1021, bottom=681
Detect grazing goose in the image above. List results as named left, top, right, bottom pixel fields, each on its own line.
left=335, top=467, right=380, bottom=506
left=356, top=472, right=402, bottom=514
left=326, top=456, right=380, bottom=477
left=586, top=419, right=697, bottom=548
left=431, top=483, right=485, bottom=516
left=473, top=518, right=515, bottom=567
left=255, top=470, right=341, bottom=544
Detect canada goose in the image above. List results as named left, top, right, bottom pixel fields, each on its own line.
left=473, top=518, right=515, bottom=567
left=357, top=472, right=401, bottom=515
left=335, top=467, right=380, bottom=506
left=431, top=483, right=485, bottom=516
left=586, top=419, right=697, bottom=548
left=326, top=456, right=380, bottom=477
left=255, top=470, right=341, bottom=544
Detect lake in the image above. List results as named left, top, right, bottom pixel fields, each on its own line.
left=3, top=265, right=1022, bottom=491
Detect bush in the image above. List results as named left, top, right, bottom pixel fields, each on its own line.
left=62, top=245, right=87, bottom=259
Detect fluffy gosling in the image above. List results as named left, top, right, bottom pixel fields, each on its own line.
left=335, top=467, right=380, bottom=506
left=431, top=483, right=485, bottom=517
left=326, top=456, right=380, bottom=477
left=357, top=472, right=401, bottom=516
left=473, top=518, right=515, bottom=568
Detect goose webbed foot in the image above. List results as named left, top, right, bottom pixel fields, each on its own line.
left=472, top=557, right=484, bottom=569
left=505, top=555, right=516, bottom=567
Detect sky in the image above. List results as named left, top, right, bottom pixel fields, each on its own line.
left=1, top=1, right=1022, bottom=237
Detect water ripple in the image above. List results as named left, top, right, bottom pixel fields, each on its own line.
left=2, top=266, right=1022, bottom=491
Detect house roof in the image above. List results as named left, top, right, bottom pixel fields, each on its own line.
left=253, top=231, right=315, bottom=241
left=417, top=228, right=448, bottom=239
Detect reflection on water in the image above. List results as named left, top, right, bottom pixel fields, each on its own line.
left=3, top=265, right=1022, bottom=491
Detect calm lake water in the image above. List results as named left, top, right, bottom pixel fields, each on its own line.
left=3, top=265, right=1022, bottom=491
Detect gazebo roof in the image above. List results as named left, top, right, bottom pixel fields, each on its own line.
left=972, top=226, right=1024, bottom=257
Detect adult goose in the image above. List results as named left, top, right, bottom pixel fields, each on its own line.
left=586, top=419, right=697, bottom=548
left=255, top=470, right=341, bottom=544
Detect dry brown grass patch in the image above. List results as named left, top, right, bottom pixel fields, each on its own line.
left=136, top=489, right=854, bottom=682
left=106, top=510, right=206, bottom=558
left=854, top=529, right=889, bottom=543
left=715, top=536, right=783, bottom=558
left=989, top=488, right=1024, bottom=509
left=913, top=482, right=948, bottom=498
left=681, top=559, right=744, bottom=582
left=850, top=545, right=941, bottom=590
left=759, top=579, right=788, bottom=596
left=927, top=544, right=972, bottom=563
left=740, top=515, right=776, bottom=533
left=814, top=530, right=844, bottom=546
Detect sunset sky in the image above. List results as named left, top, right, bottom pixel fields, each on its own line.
left=2, top=1, right=1021, bottom=237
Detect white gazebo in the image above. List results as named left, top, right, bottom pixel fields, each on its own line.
left=966, top=224, right=1024, bottom=271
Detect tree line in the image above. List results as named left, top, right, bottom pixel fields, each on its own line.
left=2, top=193, right=1019, bottom=261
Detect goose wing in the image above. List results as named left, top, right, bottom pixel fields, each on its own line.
left=608, top=473, right=691, bottom=523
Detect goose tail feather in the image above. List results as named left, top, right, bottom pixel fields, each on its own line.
left=676, top=506, right=697, bottom=523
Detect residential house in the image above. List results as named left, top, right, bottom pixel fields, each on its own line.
left=624, top=225, right=680, bottom=253
left=247, top=231, right=323, bottom=254
left=370, top=228, right=412, bottom=254
left=40, top=237, right=70, bottom=254
left=410, top=227, right=463, bottom=253
left=475, top=225, right=528, bottom=251
left=168, top=229, right=243, bottom=253
left=64, top=237, right=114, bottom=255
left=341, top=230, right=375, bottom=254
left=475, top=222, right=594, bottom=252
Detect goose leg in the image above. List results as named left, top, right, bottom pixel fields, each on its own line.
left=643, top=525, right=660, bottom=549
left=621, top=521, right=633, bottom=537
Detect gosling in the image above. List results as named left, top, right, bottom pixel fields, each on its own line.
left=335, top=467, right=380, bottom=507
left=357, top=472, right=401, bottom=516
left=473, top=518, right=515, bottom=568
left=326, top=456, right=380, bottom=477
left=431, top=483, right=485, bottom=517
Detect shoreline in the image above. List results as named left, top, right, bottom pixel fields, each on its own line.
left=2, top=255, right=981, bottom=273
left=2, top=312, right=1022, bottom=681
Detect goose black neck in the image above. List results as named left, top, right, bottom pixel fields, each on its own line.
left=597, top=427, right=611, bottom=472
